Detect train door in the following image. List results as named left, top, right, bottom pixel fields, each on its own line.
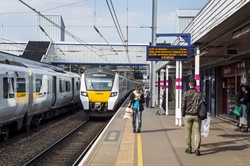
left=2, top=77, right=16, bottom=120
left=51, top=76, right=56, bottom=106
left=71, top=78, right=75, bottom=101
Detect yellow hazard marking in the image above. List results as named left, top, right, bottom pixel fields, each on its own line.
left=137, top=133, right=143, bottom=166
left=115, top=119, right=135, bottom=166
left=108, top=132, right=117, bottom=140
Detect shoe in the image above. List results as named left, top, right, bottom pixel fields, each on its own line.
left=185, top=149, right=192, bottom=154
left=133, top=129, right=136, bottom=133
left=234, top=126, right=242, bottom=131
left=137, top=130, right=140, bottom=133
left=195, top=150, right=200, bottom=156
left=241, top=127, right=248, bottom=132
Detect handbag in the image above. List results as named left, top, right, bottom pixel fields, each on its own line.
left=123, top=100, right=133, bottom=119
left=139, top=104, right=144, bottom=111
left=233, top=106, right=242, bottom=116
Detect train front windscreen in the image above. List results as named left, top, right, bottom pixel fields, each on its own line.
left=85, top=73, right=114, bottom=91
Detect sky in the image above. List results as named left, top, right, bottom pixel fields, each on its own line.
left=0, top=0, right=209, bottom=45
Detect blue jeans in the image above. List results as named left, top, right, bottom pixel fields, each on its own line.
left=132, top=108, right=142, bottom=131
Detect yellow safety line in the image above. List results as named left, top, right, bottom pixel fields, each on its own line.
left=137, top=133, right=143, bottom=166
left=115, top=119, right=135, bottom=166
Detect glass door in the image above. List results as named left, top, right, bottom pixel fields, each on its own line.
left=227, top=77, right=235, bottom=115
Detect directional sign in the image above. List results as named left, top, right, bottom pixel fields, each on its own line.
left=146, top=46, right=190, bottom=61
left=146, top=33, right=195, bottom=61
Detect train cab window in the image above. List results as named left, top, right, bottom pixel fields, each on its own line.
left=36, top=79, right=42, bottom=92
left=3, top=77, right=14, bottom=99
left=66, top=81, right=70, bottom=92
left=17, top=78, right=26, bottom=97
left=85, top=73, right=114, bottom=91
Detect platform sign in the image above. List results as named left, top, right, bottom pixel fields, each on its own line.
left=146, top=46, right=190, bottom=61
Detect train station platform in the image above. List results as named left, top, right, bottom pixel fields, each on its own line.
left=78, top=102, right=250, bottom=166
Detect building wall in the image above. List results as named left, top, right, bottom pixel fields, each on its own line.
left=175, top=9, right=200, bottom=33
left=37, top=15, right=65, bottom=42
left=175, top=17, right=196, bottom=33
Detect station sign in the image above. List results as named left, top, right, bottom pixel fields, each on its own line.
left=146, top=46, right=190, bottom=61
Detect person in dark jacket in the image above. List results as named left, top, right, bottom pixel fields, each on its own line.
left=181, top=79, right=203, bottom=156
left=144, top=89, right=150, bottom=108
left=234, top=85, right=245, bottom=127
left=235, top=85, right=245, bottom=106
left=161, top=86, right=172, bottom=111
left=129, top=86, right=145, bottom=133
left=235, top=85, right=250, bottom=132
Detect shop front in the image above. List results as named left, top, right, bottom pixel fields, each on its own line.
left=219, top=61, right=246, bottom=119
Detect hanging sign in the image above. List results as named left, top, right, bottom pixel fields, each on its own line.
left=146, top=33, right=194, bottom=61
left=146, top=46, right=189, bottom=61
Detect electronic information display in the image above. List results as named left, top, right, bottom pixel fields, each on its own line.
left=146, top=46, right=190, bottom=61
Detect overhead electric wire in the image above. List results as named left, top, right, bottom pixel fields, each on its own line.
left=109, top=0, right=126, bottom=43
left=2, top=0, right=86, bottom=15
left=18, top=0, right=109, bottom=63
left=106, top=0, right=131, bottom=63
left=39, top=25, right=66, bottom=59
left=94, top=26, right=118, bottom=55
left=93, top=0, right=118, bottom=56
left=41, top=0, right=85, bottom=12
left=105, top=0, right=125, bottom=46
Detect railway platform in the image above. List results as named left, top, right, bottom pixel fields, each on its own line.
left=78, top=102, right=250, bottom=166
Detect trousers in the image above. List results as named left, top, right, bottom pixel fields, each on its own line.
left=132, top=108, right=142, bottom=131
left=184, top=115, right=201, bottom=151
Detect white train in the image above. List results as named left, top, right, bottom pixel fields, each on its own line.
left=0, top=60, right=81, bottom=140
left=80, top=67, right=142, bottom=117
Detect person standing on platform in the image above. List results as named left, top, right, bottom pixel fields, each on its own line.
left=181, top=79, right=202, bottom=156
left=130, top=86, right=145, bottom=133
left=236, top=85, right=250, bottom=132
left=235, top=85, right=245, bottom=106
left=161, top=86, right=166, bottom=111
left=234, top=85, right=245, bottom=128
left=161, top=86, right=172, bottom=111
left=144, top=89, right=150, bottom=108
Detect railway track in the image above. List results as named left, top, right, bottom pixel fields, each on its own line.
left=23, top=117, right=110, bottom=166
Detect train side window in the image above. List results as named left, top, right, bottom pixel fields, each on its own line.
left=3, top=77, right=14, bottom=99
left=17, top=78, right=26, bottom=97
left=76, top=82, right=80, bottom=91
left=66, top=81, right=70, bottom=92
left=47, top=80, right=50, bottom=94
left=3, top=78, right=8, bottom=98
left=59, top=79, right=65, bottom=93
left=59, top=80, right=63, bottom=92
left=36, top=79, right=42, bottom=92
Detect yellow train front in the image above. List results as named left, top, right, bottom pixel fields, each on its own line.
left=80, top=67, right=138, bottom=117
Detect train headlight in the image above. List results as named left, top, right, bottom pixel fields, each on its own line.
left=81, top=91, right=88, bottom=96
left=110, top=92, right=117, bottom=97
